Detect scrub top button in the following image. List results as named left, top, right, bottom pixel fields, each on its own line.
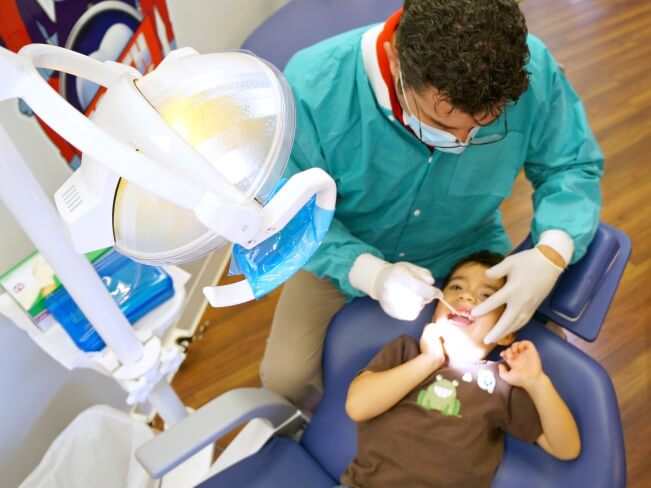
left=413, top=209, right=421, bottom=217
left=427, top=156, right=433, bottom=163
left=399, top=252, right=406, bottom=257
left=388, top=115, right=395, bottom=121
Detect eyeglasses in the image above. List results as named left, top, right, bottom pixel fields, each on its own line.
left=411, top=91, right=509, bottom=149
left=466, top=112, right=508, bottom=147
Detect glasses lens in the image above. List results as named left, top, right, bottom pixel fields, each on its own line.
left=470, top=133, right=505, bottom=145
left=469, top=113, right=507, bottom=146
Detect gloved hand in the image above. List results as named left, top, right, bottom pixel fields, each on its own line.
left=349, top=254, right=436, bottom=320
left=471, top=247, right=564, bottom=344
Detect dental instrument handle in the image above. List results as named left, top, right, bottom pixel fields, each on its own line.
left=438, top=296, right=458, bottom=314
left=429, top=287, right=466, bottom=316
left=424, top=287, right=443, bottom=305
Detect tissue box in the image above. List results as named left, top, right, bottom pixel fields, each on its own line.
left=0, top=248, right=110, bottom=332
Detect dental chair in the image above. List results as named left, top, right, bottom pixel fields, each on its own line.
left=137, top=0, right=630, bottom=485
left=136, top=224, right=629, bottom=488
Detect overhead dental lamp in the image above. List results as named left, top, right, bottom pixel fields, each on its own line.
left=0, top=43, right=335, bottom=425
left=1, top=44, right=335, bottom=306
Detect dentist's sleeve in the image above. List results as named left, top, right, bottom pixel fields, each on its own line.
left=524, top=48, right=603, bottom=264
left=284, top=95, right=383, bottom=299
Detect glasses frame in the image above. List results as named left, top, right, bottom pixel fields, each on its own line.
left=411, top=91, right=509, bottom=149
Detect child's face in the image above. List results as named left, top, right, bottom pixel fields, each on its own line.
left=429, top=262, right=507, bottom=360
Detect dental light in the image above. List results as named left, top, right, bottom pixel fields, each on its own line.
left=0, top=43, right=335, bottom=425
left=2, top=44, right=335, bottom=306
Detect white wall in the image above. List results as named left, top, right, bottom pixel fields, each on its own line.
left=168, top=0, right=289, bottom=52
left=0, top=1, right=290, bottom=484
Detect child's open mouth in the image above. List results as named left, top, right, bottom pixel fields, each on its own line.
left=448, top=313, right=474, bottom=327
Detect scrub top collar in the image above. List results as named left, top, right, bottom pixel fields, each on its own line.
left=362, top=9, right=404, bottom=123
left=362, top=9, right=433, bottom=147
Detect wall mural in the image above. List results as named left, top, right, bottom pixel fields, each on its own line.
left=0, top=0, right=176, bottom=168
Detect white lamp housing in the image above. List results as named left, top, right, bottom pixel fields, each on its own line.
left=0, top=44, right=336, bottom=307
left=55, top=47, right=298, bottom=263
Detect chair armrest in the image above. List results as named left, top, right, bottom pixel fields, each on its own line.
left=135, top=387, right=297, bottom=479
left=514, top=223, right=631, bottom=341
left=539, top=223, right=631, bottom=341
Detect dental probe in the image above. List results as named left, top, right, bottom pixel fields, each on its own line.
left=431, top=288, right=473, bottom=319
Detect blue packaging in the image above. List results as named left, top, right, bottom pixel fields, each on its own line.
left=44, top=250, right=175, bottom=352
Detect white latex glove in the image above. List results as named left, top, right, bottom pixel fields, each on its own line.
left=349, top=253, right=436, bottom=321
left=472, top=247, right=564, bottom=344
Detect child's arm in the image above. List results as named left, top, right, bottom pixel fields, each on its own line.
left=345, top=325, right=446, bottom=422
left=498, top=341, right=581, bottom=461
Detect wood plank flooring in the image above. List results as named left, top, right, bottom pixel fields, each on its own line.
left=170, top=1, right=651, bottom=485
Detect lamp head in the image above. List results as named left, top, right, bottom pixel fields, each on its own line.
left=57, top=48, right=295, bottom=265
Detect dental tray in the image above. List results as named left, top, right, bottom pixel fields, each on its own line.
left=45, top=250, right=174, bottom=352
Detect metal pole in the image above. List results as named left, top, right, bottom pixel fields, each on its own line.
left=0, top=126, right=187, bottom=424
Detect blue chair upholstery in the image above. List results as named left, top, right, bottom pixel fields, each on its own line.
left=202, top=436, right=337, bottom=487
left=204, top=297, right=625, bottom=487
left=202, top=223, right=628, bottom=487
left=241, top=0, right=403, bottom=70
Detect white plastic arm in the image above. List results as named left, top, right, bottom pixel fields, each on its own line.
left=2, top=45, right=201, bottom=210
left=203, top=279, right=255, bottom=307
left=19, top=48, right=212, bottom=208
left=135, top=387, right=297, bottom=478
left=19, top=44, right=140, bottom=86
left=2, top=45, right=263, bottom=243
left=0, top=46, right=28, bottom=101
left=251, top=167, right=337, bottom=247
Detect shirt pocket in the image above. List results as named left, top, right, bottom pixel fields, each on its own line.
left=447, top=132, right=525, bottom=198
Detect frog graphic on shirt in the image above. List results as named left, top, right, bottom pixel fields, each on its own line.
left=417, top=375, right=461, bottom=417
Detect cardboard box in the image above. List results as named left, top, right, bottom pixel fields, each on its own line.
left=0, top=248, right=110, bottom=331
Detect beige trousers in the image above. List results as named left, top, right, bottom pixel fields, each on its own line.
left=260, top=270, right=346, bottom=411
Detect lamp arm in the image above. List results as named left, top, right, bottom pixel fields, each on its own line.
left=0, top=46, right=28, bottom=101
left=250, top=167, right=336, bottom=247
left=202, top=168, right=337, bottom=307
left=19, top=44, right=140, bottom=86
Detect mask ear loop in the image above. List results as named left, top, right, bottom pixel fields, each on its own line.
left=398, top=68, right=424, bottom=141
left=410, top=88, right=425, bottom=142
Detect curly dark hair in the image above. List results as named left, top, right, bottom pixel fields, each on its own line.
left=442, top=251, right=505, bottom=287
left=397, top=0, right=530, bottom=117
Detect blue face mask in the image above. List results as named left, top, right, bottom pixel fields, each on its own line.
left=399, top=70, right=478, bottom=154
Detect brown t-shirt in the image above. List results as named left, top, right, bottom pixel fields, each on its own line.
left=341, top=335, right=543, bottom=488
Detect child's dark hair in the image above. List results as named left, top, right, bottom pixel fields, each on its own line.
left=442, top=251, right=505, bottom=287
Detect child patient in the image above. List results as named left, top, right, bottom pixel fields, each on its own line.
left=340, top=251, right=580, bottom=488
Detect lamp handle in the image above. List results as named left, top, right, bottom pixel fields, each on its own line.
left=202, top=169, right=336, bottom=307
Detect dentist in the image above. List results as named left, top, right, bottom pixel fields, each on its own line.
left=261, top=0, right=603, bottom=410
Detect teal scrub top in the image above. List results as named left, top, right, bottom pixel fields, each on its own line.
left=284, top=27, right=603, bottom=299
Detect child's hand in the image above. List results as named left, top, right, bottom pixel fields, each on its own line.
left=498, top=340, right=544, bottom=389
left=419, top=323, right=447, bottom=370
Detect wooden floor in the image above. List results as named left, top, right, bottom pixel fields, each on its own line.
left=171, top=0, right=651, bottom=486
